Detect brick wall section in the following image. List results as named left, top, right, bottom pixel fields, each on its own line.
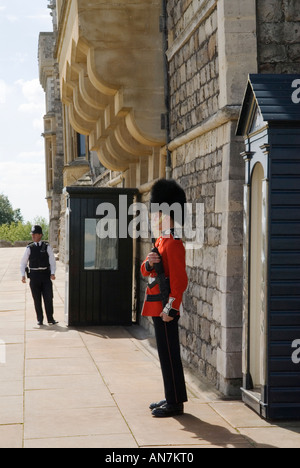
left=164, top=0, right=245, bottom=395
left=257, top=0, right=300, bottom=73
left=173, top=130, right=223, bottom=385
left=167, top=0, right=201, bottom=39
left=168, top=4, right=219, bottom=139
left=164, top=0, right=300, bottom=395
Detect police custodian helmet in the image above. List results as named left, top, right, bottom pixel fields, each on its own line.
left=31, top=225, right=43, bottom=235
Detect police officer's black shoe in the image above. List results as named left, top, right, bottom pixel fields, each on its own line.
left=149, top=399, right=167, bottom=411
left=48, top=320, right=59, bottom=325
left=152, top=403, right=184, bottom=418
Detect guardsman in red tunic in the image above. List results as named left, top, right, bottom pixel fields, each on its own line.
left=141, top=179, right=188, bottom=417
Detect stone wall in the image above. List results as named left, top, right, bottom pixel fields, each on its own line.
left=0, top=241, right=30, bottom=248
left=168, top=2, right=219, bottom=139
left=48, top=58, right=64, bottom=252
left=0, top=241, right=13, bottom=248
left=172, top=123, right=244, bottom=395
left=162, top=0, right=300, bottom=396
left=257, top=0, right=300, bottom=73
left=164, top=0, right=255, bottom=396
left=172, top=128, right=222, bottom=384
left=39, top=2, right=64, bottom=252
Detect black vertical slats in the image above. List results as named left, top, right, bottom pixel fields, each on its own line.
left=67, top=187, right=137, bottom=326
left=268, top=128, right=300, bottom=419
left=238, top=75, right=300, bottom=419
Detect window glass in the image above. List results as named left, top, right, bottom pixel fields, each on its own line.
left=77, top=134, right=86, bottom=158
left=84, top=219, right=118, bottom=270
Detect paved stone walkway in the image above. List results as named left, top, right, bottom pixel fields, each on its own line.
left=0, top=248, right=300, bottom=448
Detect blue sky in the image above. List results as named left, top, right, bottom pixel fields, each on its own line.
left=0, top=0, right=52, bottom=222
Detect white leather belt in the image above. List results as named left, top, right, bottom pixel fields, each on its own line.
left=30, top=267, right=48, bottom=271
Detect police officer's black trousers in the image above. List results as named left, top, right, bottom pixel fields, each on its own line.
left=153, top=316, right=188, bottom=405
left=29, top=271, right=54, bottom=323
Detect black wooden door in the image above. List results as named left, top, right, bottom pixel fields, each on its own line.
left=66, top=187, right=137, bottom=326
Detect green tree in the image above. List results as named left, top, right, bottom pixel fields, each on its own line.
left=13, top=208, right=23, bottom=223
left=0, top=193, right=49, bottom=242
left=0, top=221, right=32, bottom=243
left=32, top=216, right=49, bottom=240
left=0, top=194, right=23, bottom=225
left=0, top=219, right=50, bottom=243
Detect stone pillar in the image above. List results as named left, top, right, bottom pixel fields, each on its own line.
left=214, top=122, right=244, bottom=395
left=217, top=0, right=258, bottom=107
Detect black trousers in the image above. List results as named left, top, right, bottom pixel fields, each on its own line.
left=153, top=316, right=188, bottom=405
left=29, top=271, right=54, bottom=323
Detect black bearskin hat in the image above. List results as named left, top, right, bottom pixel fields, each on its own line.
left=150, top=178, right=187, bottom=226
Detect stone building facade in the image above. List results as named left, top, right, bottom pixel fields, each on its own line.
left=146, top=0, right=258, bottom=395
left=38, top=0, right=64, bottom=250
left=39, top=0, right=300, bottom=396
left=161, top=0, right=300, bottom=395
left=257, top=0, right=300, bottom=73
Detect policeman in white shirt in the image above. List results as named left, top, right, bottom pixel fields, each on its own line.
left=21, top=225, right=58, bottom=326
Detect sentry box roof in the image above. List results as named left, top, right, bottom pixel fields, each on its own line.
left=237, top=74, right=300, bottom=137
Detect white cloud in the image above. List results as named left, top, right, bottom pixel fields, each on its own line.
left=6, top=14, right=18, bottom=23
left=10, top=52, right=28, bottom=65
left=0, top=161, right=44, bottom=183
left=0, top=79, right=10, bottom=104
left=33, top=118, right=44, bottom=132
left=17, top=150, right=44, bottom=161
left=0, top=0, right=52, bottom=222
left=0, top=161, right=47, bottom=221
left=16, top=78, right=45, bottom=114
left=27, top=14, right=51, bottom=22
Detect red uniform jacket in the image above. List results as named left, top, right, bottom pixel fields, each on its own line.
left=141, top=232, right=188, bottom=317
